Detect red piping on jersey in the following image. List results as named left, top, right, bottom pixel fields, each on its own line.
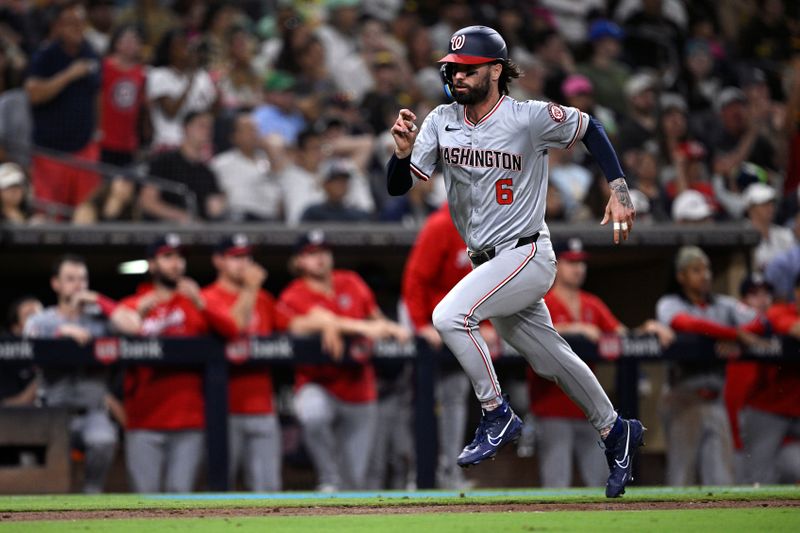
left=464, top=95, right=506, bottom=128
left=566, top=111, right=584, bottom=150
left=410, top=162, right=430, bottom=181
left=464, top=242, right=537, bottom=398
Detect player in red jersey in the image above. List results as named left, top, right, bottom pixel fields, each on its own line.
left=741, top=273, right=800, bottom=484
left=202, top=234, right=287, bottom=491
left=402, top=202, right=483, bottom=488
left=528, top=239, right=672, bottom=487
left=201, top=234, right=344, bottom=490
left=119, top=234, right=237, bottom=493
left=278, top=230, right=410, bottom=491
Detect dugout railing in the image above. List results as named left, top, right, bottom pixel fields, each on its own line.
left=0, top=333, right=797, bottom=491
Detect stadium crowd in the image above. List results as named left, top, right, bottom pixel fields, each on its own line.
left=0, top=0, right=797, bottom=231
left=1, top=0, right=800, bottom=493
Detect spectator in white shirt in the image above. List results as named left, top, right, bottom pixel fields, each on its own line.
left=744, top=183, right=796, bottom=270
left=263, top=128, right=374, bottom=225
left=315, top=0, right=372, bottom=102
left=147, top=29, right=217, bottom=150
left=211, top=112, right=282, bottom=221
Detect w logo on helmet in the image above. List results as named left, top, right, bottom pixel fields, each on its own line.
left=440, top=27, right=508, bottom=64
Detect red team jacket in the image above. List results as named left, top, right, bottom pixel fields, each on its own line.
left=528, top=290, right=620, bottom=419
left=120, top=285, right=238, bottom=430
left=202, top=281, right=291, bottom=415
left=99, top=57, right=145, bottom=153
left=402, top=204, right=472, bottom=330
left=278, top=270, right=379, bottom=403
left=725, top=304, right=800, bottom=449
left=747, top=304, right=800, bottom=418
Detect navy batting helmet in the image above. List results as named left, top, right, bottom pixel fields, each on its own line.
left=438, top=26, right=508, bottom=64
left=439, top=26, right=508, bottom=100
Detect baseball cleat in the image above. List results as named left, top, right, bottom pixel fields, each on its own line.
left=603, top=416, right=646, bottom=498
left=457, top=399, right=522, bottom=468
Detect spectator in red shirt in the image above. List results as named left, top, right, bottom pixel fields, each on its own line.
left=741, top=273, right=800, bottom=484
left=99, top=24, right=145, bottom=168
left=401, top=203, right=478, bottom=489
left=278, top=230, right=410, bottom=491
left=528, top=239, right=671, bottom=487
left=119, top=234, right=237, bottom=493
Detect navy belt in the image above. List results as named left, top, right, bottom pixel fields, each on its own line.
left=468, top=233, right=539, bottom=266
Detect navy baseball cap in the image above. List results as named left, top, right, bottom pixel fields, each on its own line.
left=588, top=20, right=624, bottom=42
left=215, top=233, right=253, bottom=256
left=147, top=233, right=183, bottom=258
left=739, top=272, right=774, bottom=297
left=554, top=238, right=589, bottom=262
left=293, top=229, right=330, bottom=255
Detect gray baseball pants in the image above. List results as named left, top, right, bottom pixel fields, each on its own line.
left=293, top=383, right=377, bottom=490
left=740, top=407, right=800, bottom=484
left=125, top=430, right=204, bottom=493
left=535, top=417, right=608, bottom=487
left=229, top=414, right=282, bottom=491
left=45, top=379, right=117, bottom=494
left=435, top=370, right=471, bottom=488
left=69, top=409, right=118, bottom=494
left=365, top=384, right=415, bottom=490
left=431, top=237, right=617, bottom=431
left=661, top=388, right=733, bottom=486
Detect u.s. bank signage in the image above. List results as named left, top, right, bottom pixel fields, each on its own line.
left=93, top=338, right=164, bottom=364
left=225, top=337, right=294, bottom=363
left=0, top=340, right=34, bottom=360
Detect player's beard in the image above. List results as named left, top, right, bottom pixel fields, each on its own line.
left=152, top=269, right=179, bottom=290
left=454, top=72, right=491, bottom=105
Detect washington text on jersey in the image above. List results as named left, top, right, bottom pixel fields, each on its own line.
left=441, top=147, right=522, bottom=172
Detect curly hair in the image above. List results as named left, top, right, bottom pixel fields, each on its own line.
left=498, top=60, right=523, bottom=96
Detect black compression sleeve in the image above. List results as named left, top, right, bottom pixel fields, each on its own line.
left=386, top=154, right=413, bottom=196
left=582, top=116, right=625, bottom=182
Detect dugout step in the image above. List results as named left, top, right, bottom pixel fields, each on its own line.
left=0, top=407, right=70, bottom=494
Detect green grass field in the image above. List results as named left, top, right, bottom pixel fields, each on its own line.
left=1, top=486, right=798, bottom=532
left=5, top=509, right=799, bottom=533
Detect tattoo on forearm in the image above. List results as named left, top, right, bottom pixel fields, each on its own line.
left=609, top=177, right=634, bottom=211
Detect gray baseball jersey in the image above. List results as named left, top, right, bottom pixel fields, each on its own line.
left=656, top=293, right=757, bottom=389
left=656, top=294, right=756, bottom=328
left=410, top=95, right=616, bottom=433
left=24, top=307, right=111, bottom=409
left=655, top=294, right=751, bottom=487
left=23, top=307, right=117, bottom=493
left=410, top=95, right=588, bottom=251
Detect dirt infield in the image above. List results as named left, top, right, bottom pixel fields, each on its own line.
left=3, top=499, right=798, bottom=522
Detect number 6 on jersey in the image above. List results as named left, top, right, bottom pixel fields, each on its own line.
left=495, top=178, right=513, bottom=205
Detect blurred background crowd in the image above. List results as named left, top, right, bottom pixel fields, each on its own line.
left=0, top=0, right=798, bottom=232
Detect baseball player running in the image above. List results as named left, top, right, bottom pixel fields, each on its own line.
left=387, top=26, right=642, bottom=497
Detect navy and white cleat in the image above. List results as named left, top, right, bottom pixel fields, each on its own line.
left=457, top=400, right=523, bottom=468
left=603, top=416, right=646, bottom=498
